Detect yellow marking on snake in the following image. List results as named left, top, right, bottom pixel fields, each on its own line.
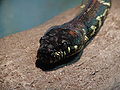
left=80, top=4, right=85, bottom=8
left=96, top=8, right=109, bottom=27
left=102, top=2, right=110, bottom=6
left=99, top=0, right=111, bottom=7
left=90, top=25, right=97, bottom=36
left=85, top=35, right=89, bottom=41
left=68, top=47, right=71, bottom=53
left=82, top=29, right=87, bottom=34
left=64, top=51, right=66, bottom=56
left=57, top=52, right=61, bottom=54
left=96, top=16, right=102, bottom=27
left=55, top=52, right=59, bottom=56
left=60, top=51, right=63, bottom=57
left=103, top=9, right=108, bottom=16
left=74, top=45, right=78, bottom=50
left=56, top=51, right=64, bottom=57
left=82, top=28, right=89, bottom=41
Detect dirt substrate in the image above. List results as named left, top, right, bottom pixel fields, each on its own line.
left=0, top=0, right=120, bottom=90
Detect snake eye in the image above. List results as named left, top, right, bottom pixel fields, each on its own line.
left=61, top=40, right=68, bottom=47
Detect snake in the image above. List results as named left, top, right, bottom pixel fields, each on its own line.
left=37, top=0, right=111, bottom=67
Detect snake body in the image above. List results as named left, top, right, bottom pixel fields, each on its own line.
left=37, top=0, right=111, bottom=67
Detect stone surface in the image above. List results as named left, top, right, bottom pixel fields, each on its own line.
left=0, top=0, right=120, bottom=90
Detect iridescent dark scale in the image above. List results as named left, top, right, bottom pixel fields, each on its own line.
left=37, top=0, right=111, bottom=65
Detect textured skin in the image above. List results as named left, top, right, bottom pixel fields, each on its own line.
left=37, top=0, right=111, bottom=68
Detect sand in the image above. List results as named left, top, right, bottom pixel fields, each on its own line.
left=0, top=0, right=120, bottom=90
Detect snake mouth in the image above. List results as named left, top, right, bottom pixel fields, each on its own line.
left=36, top=50, right=60, bottom=71
left=37, top=46, right=62, bottom=65
left=36, top=49, right=82, bottom=71
left=36, top=45, right=69, bottom=71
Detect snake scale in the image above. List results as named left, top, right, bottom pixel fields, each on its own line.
left=37, top=0, right=111, bottom=69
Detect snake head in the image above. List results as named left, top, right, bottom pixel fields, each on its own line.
left=37, top=26, right=85, bottom=69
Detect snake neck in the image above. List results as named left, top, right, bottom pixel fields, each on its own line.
left=61, top=0, right=111, bottom=41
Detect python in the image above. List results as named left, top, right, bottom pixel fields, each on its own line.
left=37, top=0, right=111, bottom=68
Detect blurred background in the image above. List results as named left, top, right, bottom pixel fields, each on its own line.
left=0, top=0, right=82, bottom=38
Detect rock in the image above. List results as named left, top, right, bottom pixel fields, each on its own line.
left=0, top=0, right=120, bottom=90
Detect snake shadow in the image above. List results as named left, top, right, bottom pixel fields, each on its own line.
left=35, top=50, right=83, bottom=71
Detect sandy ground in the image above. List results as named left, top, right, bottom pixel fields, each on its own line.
left=0, top=0, right=120, bottom=90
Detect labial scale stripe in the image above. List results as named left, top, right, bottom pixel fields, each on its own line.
left=37, top=0, right=111, bottom=70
